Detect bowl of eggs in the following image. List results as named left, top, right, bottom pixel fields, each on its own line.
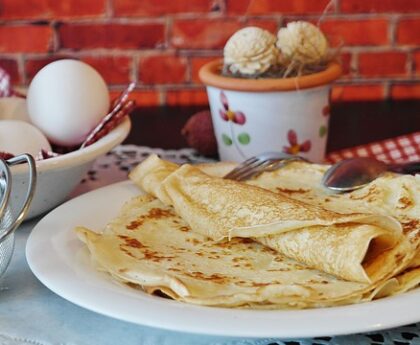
left=0, top=60, right=131, bottom=219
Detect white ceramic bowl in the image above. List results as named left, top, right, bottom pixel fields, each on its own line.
left=0, top=98, right=131, bottom=219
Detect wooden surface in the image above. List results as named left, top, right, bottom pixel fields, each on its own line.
left=124, top=101, right=420, bottom=155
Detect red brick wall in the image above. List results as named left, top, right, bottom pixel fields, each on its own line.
left=0, top=0, right=419, bottom=106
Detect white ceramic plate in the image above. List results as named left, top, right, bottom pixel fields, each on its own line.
left=26, top=181, right=420, bottom=338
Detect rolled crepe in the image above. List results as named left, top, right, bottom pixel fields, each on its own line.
left=129, top=155, right=408, bottom=283
left=246, top=160, right=420, bottom=295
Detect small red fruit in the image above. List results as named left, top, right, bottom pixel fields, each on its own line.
left=181, top=110, right=218, bottom=157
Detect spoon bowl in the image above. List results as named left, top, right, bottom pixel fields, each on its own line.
left=322, top=157, right=420, bottom=192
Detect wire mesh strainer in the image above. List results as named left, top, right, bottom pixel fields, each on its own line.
left=0, top=154, right=36, bottom=278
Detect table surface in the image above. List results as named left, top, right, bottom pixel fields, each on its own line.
left=1, top=101, right=420, bottom=345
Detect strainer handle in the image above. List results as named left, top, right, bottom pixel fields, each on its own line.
left=0, top=154, right=37, bottom=242
left=0, top=159, right=12, bottom=222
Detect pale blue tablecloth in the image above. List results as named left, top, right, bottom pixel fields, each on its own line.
left=1, top=146, right=419, bottom=345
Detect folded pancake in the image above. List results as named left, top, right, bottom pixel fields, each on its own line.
left=246, top=160, right=420, bottom=293
left=245, top=161, right=420, bottom=251
left=75, top=194, right=385, bottom=309
left=129, top=155, right=406, bottom=283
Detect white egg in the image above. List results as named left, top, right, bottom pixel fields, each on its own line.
left=0, top=120, right=52, bottom=156
left=27, top=59, right=110, bottom=147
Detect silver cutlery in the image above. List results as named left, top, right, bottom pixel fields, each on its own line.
left=322, top=157, right=420, bottom=192
left=223, top=152, right=306, bottom=181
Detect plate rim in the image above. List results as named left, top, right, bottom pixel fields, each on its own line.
left=26, top=180, right=420, bottom=338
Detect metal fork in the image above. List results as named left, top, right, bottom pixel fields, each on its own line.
left=223, top=152, right=307, bottom=181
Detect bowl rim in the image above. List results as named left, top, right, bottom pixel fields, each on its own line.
left=11, top=117, right=131, bottom=174
left=199, top=59, right=342, bottom=92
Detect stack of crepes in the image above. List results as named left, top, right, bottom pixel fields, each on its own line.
left=76, top=155, right=420, bottom=309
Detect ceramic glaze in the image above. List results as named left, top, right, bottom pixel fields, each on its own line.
left=206, top=85, right=330, bottom=162
left=200, top=61, right=341, bottom=163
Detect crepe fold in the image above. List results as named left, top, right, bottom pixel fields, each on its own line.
left=75, top=195, right=377, bottom=309
left=245, top=160, right=420, bottom=294
left=129, top=155, right=407, bottom=284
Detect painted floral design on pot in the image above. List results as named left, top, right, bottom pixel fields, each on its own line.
left=219, top=91, right=250, bottom=158
left=283, top=129, right=311, bottom=155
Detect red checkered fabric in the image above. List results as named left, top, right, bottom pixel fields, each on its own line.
left=0, top=67, right=11, bottom=97
left=326, top=131, right=420, bottom=164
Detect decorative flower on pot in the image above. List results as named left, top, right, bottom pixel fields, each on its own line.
left=283, top=129, right=311, bottom=155
left=219, top=91, right=250, bottom=158
left=199, top=23, right=342, bottom=163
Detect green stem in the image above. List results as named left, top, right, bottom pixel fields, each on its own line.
left=230, top=122, right=246, bottom=159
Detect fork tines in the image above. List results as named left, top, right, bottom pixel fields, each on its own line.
left=223, top=152, right=306, bottom=182
left=224, top=158, right=275, bottom=181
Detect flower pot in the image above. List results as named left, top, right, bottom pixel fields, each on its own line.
left=199, top=60, right=342, bottom=163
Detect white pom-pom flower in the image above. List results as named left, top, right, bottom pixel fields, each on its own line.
left=277, top=21, right=329, bottom=66
left=224, top=27, right=278, bottom=76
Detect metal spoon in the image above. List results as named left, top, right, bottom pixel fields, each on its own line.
left=322, top=157, right=420, bottom=192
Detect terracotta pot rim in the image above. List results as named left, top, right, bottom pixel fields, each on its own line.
left=199, top=59, right=342, bottom=92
